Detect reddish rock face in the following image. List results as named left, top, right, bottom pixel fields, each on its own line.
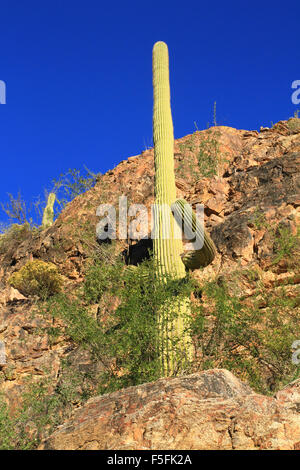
left=0, top=120, right=299, bottom=280
left=0, top=118, right=299, bottom=448
left=40, top=369, right=300, bottom=450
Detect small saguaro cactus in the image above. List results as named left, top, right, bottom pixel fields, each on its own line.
left=42, top=193, right=56, bottom=229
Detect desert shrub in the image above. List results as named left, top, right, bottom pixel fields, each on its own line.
left=191, top=279, right=300, bottom=394
left=250, top=208, right=300, bottom=272
left=44, top=293, right=109, bottom=359
left=176, top=129, right=227, bottom=182
left=272, top=224, right=300, bottom=269
left=0, top=191, right=28, bottom=224
left=0, top=398, right=18, bottom=450
left=287, top=117, right=300, bottom=133
left=195, top=130, right=221, bottom=177
left=0, top=191, right=52, bottom=228
left=41, top=258, right=195, bottom=394
left=100, top=262, right=195, bottom=390
left=83, top=256, right=124, bottom=304
left=8, top=260, right=63, bottom=299
left=0, top=364, right=94, bottom=450
left=0, top=223, right=32, bottom=255
left=52, top=167, right=99, bottom=211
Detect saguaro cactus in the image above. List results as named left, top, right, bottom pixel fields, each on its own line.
left=42, top=193, right=56, bottom=229
left=152, top=41, right=193, bottom=376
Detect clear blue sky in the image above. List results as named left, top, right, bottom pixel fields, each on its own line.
left=0, top=0, right=299, bottom=220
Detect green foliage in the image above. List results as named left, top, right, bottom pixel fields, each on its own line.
left=8, top=260, right=63, bottom=299
left=0, top=223, right=32, bottom=255
left=44, top=293, right=108, bottom=360
left=0, top=191, right=52, bottom=228
left=0, top=364, right=94, bottom=450
left=104, top=262, right=195, bottom=388
left=286, top=116, right=300, bottom=133
left=250, top=206, right=269, bottom=230
left=0, top=191, right=28, bottom=225
left=52, top=167, right=99, bottom=210
left=0, top=399, right=17, bottom=449
left=196, top=130, right=222, bottom=177
left=191, top=278, right=300, bottom=394
left=272, top=225, right=300, bottom=268
left=41, top=258, right=195, bottom=394
left=83, top=257, right=124, bottom=304
left=250, top=208, right=300, bottom=270
left=176, top=129, right=225, bottom=182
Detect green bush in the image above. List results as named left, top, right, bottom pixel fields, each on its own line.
left=250, top=208, right=300, bottom=272
left=191, top=279, right=300, bottom=394
left=272, top=225, right=300, bottom=269
left=83, top=256, right=124, bottom=304
left=176, top=129, right=226, bottom=182
left=42, top=258, right=195, bottom=394
left=287, top=117, right=300, bottom=133
left=52, top=167, right=99, bottom=210
left=0, top=223, right=32, bottom=255
left=0, top=364, right=94, bottom=450
left=102, top=262, right=195, bottom=390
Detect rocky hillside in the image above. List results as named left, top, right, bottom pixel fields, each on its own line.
left=0, top=118, right=299, bottom=449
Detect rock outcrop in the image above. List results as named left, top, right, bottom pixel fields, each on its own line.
left=40, top=369, right=300, bottom=450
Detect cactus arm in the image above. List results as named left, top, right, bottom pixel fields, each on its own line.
left=42, top=193, right=56, bottom=229
left=171, top=199, right=216, bottom=270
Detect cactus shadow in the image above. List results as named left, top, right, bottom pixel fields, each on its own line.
left=123, top=237, right=153, bottom=266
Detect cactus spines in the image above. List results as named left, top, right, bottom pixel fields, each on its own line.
left=42, top=193, right=55, bottom=229
left=152, top=41, right=193, bottom=376
left=171, top=199, right=216, bottom=270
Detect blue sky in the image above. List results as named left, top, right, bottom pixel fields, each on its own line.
left=0, top=0, right=299, bottom=222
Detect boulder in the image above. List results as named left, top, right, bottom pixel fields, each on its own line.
left=40, top=369, right=300, bottom=450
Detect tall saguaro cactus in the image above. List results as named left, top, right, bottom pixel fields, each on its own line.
left=152, top=41, right=193, bottom=376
